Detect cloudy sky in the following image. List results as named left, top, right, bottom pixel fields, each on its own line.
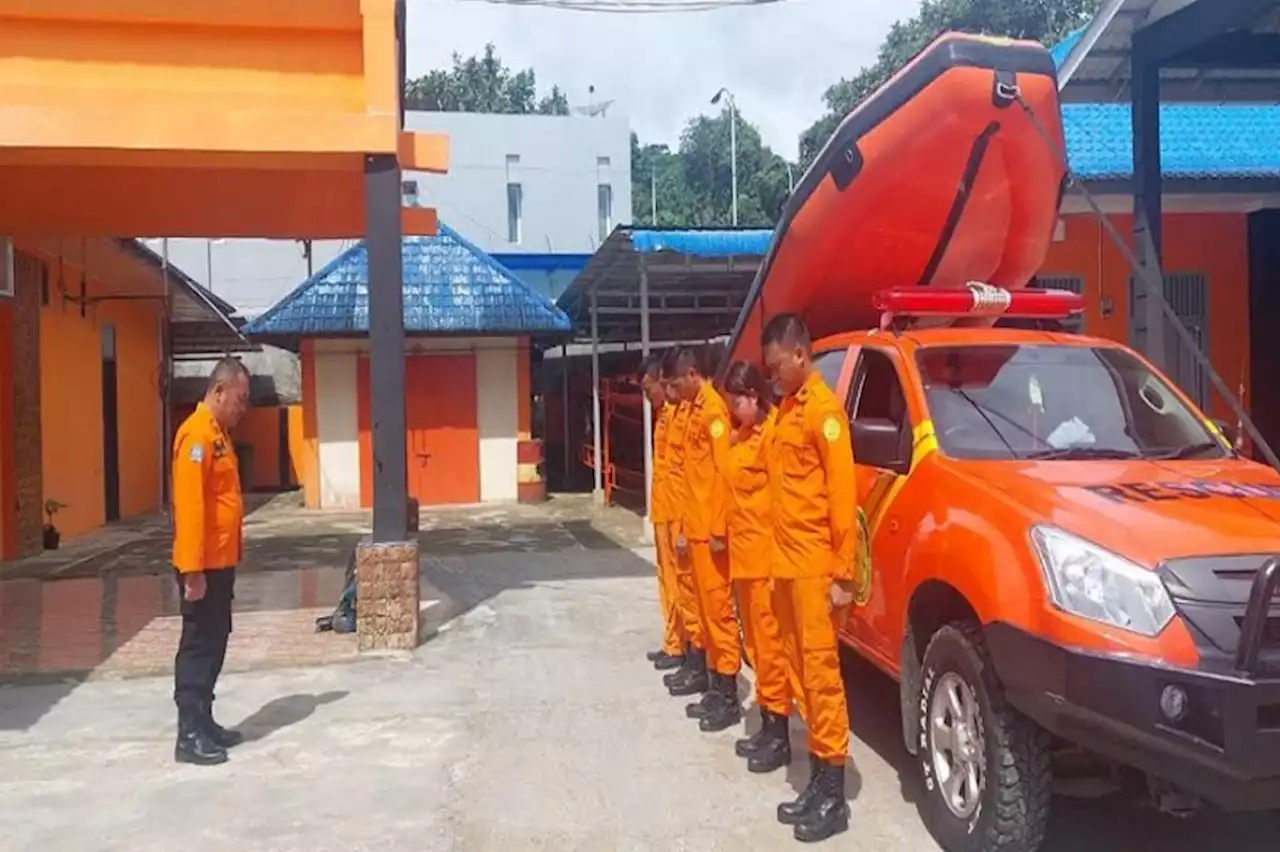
left=406, top=0, right=923, bottom=160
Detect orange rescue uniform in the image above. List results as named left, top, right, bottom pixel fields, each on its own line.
left=665, top=399, right=704, bottom=650
left=172, top=402, right=244, bottom=574
left=679, top=381, right=741, bottom=677
left=768, top=370, right=856, bottom=764
left=725, top=408, right=791, bottom=717
left=650, top=400, right=686, bottom=656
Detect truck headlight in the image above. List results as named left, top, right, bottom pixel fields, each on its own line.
left=1030, top=525, right=1176, bottom=637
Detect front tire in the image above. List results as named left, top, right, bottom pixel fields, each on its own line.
left=917, top=622, right=1052, bottom=852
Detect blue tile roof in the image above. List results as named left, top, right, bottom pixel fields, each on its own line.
left=1063, top=103, right=1280, bottom=181
left=1050, top=27, right=1280, bottom=181
left=243, top=223, right=572, bottom=338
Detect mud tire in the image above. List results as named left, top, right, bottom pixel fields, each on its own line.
left=917, top=621, right=1052, bottom=852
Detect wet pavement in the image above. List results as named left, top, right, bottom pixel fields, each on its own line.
left=0, top=493, right=647, bottom=682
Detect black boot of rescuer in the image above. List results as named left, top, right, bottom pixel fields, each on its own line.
left=777, top=755, right=822, bottom=825
left=646, top=649, right=664, bottom=662
left=203, top=701, right=244, bottom=749
left=662, top=645, right=697, bottom=689
left=685, top=688, right=717, bottom=719
left=653, top=651, right=685, bottom=671
left=667, top=649, right=709, bottom=697
left=746, top=711, right=791, bottom=773
left=793, top=760, right=850, bottom=842
left=175, top=717, right=228, bottom=766
left=699, top=672, right=742, bottom=733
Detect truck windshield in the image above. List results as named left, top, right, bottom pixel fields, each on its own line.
left=915, top=344, right=1227, bottom=462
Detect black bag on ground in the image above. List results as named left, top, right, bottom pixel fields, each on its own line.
left=315, top=551, right=357, bottom=634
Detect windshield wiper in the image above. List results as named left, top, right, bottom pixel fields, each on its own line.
left=1150, top=440, right=1230, bottom=461
left=1025, top=447, right=1142, bottom=461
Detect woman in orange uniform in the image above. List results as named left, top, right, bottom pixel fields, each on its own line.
left=721, top=361, right=793, bottom=774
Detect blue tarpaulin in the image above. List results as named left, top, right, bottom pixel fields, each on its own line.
left=628, top=229, right=772, bottom=257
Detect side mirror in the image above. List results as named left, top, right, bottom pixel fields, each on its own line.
left=1211, top=419, right=1239, bottom=449
left=851, top=418, right=910, bottom=475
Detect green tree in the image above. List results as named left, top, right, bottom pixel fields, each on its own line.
left=798, top=0, right=1100, bottom=164
left=632, top=109, right=795, bottom=228
left=404, top=43, right=570, bottom=115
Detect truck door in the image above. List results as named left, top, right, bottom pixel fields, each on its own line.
left=844, top=345, right=916, bottom=667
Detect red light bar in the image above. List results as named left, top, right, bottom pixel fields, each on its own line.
left=874, top=283, right=1084, bottom=322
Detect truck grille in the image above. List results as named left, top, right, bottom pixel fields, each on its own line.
left=1158, top=555, right=1280, bottom=671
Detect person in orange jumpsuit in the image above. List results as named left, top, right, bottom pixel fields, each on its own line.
left=721, top=360, right=792, bottom=774
left=171, top=357, right=251, bottom=766
left=660, top=348, right=708, bottom=697
left=762, top=314, right=856, bottom=842
left=666, top=345, right=743, bottom=732
left=640, top=354, right=686, bottom=671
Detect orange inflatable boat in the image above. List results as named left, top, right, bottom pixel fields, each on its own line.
left=724, top=32, right=1067, bottom=368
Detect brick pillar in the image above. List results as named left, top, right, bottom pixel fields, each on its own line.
left=355, top=497, right=420, bottom=651
left=10, top=251, right=43, bottom=557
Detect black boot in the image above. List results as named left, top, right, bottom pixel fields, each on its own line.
left=685, top=689, right=717, bottom=719
left=667, top=649, right=709, bottom=697
left=646, top=649, right=664, bottom=662
left=699, top=672, right=742, bottom=733
left=653, top=650, right=685, bottom=671
left=793, top=760, right=850, bottom=843
left=777, top=754, right=822, bottom=825
left=662, top=645, right=698, bottom=689
left=746, top=710, right=791, bottom=773
left=203, top=701, right=243, bottom=749
left=175, top=715, right=228, bottom=766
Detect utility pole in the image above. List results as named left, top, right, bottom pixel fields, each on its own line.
left=711, top=87, right=738, bottom=226
left=650, top=168, right=658, bottom=225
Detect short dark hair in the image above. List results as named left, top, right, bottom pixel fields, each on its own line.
left=662, top=346, right=702, bottom=379
left=206, top=356, right=250, bottom=394
left=722, top=360, right=774, bottom=411
left=762, top=313, right=811, bottom=352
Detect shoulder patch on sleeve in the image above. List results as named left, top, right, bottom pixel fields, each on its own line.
left=188, top=442, right=205, bottom=463
left=709, top=419, right=727, bottom=440
left=822, top=415, right=842, bottom=443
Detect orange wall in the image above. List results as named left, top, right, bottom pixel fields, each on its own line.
left=1042, top=212, right=1250, bottom=422
left=40, top=288, right=162, bottom=540
left=236, top=407, right=282, bottom=491
left=299, top=341, right=320, bottom=508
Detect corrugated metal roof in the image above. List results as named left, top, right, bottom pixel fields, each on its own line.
left=242, top=223, right=572, bottom=340
left=1063, top=102, right=1280, bottom=180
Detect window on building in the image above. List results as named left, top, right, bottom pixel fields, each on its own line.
left=507, top=182, right=523, bottom=244
left=597, top=183, right=613, bottom=241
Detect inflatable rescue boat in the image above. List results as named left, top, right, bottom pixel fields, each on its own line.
left=723, top=33, right=1067, bottom=369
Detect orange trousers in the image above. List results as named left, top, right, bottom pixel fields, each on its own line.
left=773, top=576, right=849, bottom=764
left=689, top=541, right=741, bottom=676
left=653, top=523, right=686, bottom=655
left=673, top=537, right=705, bottom=651
left=736, top=578, right=790, bottom=716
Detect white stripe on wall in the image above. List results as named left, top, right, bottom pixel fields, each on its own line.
left=314, top=351, right=362, bottom=509
left=476, top=346, right=519, bottom=502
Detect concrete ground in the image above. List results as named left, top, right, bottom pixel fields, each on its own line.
left=2, top=538, right=1278, bottom=851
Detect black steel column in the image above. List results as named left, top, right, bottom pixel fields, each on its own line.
left=1130, top=39, right=1165, bottom=369
left=366, top=153, right=408, bottom=542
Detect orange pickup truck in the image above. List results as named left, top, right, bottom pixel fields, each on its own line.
left=810, top=288, right=1280, bottom=852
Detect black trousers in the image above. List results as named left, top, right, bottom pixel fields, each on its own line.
left=173, top=567, right=236, bottom=725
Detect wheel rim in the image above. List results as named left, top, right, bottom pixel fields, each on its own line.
left=927, top=671, right=986, bottom=820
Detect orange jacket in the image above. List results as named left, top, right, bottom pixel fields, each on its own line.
left=651, top=401, right=674, bottom=524
left=665, top=400, right=694, bottom=529
left=768, top=370, right=857, bottom=580
left=172, top=402, right=244, bottom=574
left=679, top=381, right=732, bottom=542
left=726, top=408, right=777, bottom=579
